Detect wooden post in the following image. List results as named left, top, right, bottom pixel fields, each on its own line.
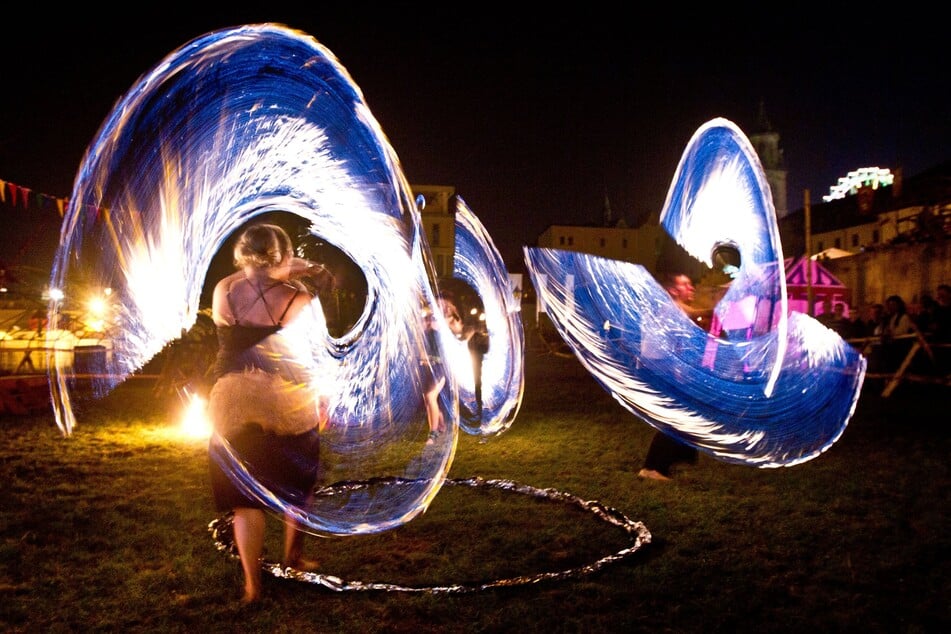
left=804, top=189, right=814, bottom=316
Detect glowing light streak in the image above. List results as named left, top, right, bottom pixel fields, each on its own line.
left=661, top=118, right=789, bottom=396
left=47, top=24, right=474, bottom=536
left=445, top=197, right=525, bottom=437
left=180, top=392, right=212, bottom=440
left=525, top=118, right=866, bottom=467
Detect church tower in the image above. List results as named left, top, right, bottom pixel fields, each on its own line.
left=748, top=101, right=789, bottom=218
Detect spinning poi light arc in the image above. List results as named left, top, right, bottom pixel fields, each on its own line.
left=525, top=118, right=867, bottom=468
left=441, top=196, right=525, bottom=438
left=42, top=23, right=859, bottom=590
left=42, top=22, right=654, bottom=592
left=47, top=23, right=471, bottom=536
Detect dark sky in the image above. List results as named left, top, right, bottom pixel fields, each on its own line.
left=1, top=10, right=948, bottom=271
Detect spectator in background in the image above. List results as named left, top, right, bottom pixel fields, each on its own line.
left=855, top=303, right=885, bottom=338
left=434, top=286, right=489, bottom=424
left=878, top=295, right=916, bottom=338
left=816, top=298, right=836, bottom=328
left=937, top=284, right=951, bottom=308
left=837, top=303, right=856, bottom=338
left=915, top=294, right=941, bottom=338
left=877, top=294, right=918, bottom=372
left=819, top=301, right=854, bottom=338
left=933, top=284, right=951, bottom=343
left=909, top=291, right=951, bottom=374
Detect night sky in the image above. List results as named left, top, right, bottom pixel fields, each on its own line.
left=1, top=9, right=947, bottom=272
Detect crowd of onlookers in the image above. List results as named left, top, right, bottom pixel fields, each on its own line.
left=820, top=283, right=951, bottom=341
left=818, top=283, right=951, bottom=373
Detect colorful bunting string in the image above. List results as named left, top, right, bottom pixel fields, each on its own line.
left=0, top=178, right=69, bottom=217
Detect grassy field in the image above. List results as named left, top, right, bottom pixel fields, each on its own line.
left=0, top=340, right=947, bottom=633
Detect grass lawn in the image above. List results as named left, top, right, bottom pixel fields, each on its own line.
left=1, top=339, right=947, bottom=633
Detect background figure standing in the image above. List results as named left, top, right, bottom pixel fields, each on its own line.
left=464, top=316, right=489, bottom=424
left=206, top=222, right=329, bottom=604
left=638, top=272, right=708, bottom=482
left=437, top=286, right=489, bottom=424
left=422, top=303, right=447, bottom=445
left=820, top=302, right=855, bottom=339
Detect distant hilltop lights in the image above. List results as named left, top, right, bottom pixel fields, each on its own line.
left=822, top=167, right=894, bottom=202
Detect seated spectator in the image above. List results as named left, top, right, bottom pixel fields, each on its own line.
left=933, top=283, right=951, bottom=343
left=878, top=294, right=918, bottom=372
left=879, top=295, right=916, bottom=338
left=915, top=294, right=940, bottom=338
left=921, top=284, right=951, bottom=375
left=937, top=284, right=951, bottom=308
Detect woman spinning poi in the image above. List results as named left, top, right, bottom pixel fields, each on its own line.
left=48, top=24, right=468, bottom=597
left=206, top=222, right=329, bottom=604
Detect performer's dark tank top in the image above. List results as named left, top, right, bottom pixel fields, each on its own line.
left=212, top=278, right=300, bottom=380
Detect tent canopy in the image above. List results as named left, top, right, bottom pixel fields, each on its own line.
left=784, top=256, right=849, bottom=315
left=810, top=247, right=855, bottom=260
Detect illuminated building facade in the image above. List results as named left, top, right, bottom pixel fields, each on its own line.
left=412, top=184, right=457, bottom=279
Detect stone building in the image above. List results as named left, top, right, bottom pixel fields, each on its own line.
left=412, top=111, right=950, bottom=314
left=748, top=101, right=789, bottom=219
left=778, top=160, right=951, bottom=309
left=413, top=184, right=457, bottom=279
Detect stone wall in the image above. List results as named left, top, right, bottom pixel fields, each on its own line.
left=822, top=240, right=951, bottom=310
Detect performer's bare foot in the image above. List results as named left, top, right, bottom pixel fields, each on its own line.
left=638, top=468, right=671, bottom=481
left=285, top=557, right=320, bottom=572
left=241, top=587, right=262, bottom=605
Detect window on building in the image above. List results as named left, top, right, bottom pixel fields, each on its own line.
left=872, top=229, right=879, bottom=243
left=431, top=223, right=441, bottom=247
left=851, top=234, right=859, bottom=247
left=834, top=237, right=841, bottom=248
left=817, top=241, right=824, bottom=251
left=599, top=238, right=606, bottom=247
left=567, top=236, right=574, bottom=246
left=622, top=238, right=628, bottom=249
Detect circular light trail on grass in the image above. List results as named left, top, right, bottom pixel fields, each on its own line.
left=208, top=476, right=651, bottom=593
